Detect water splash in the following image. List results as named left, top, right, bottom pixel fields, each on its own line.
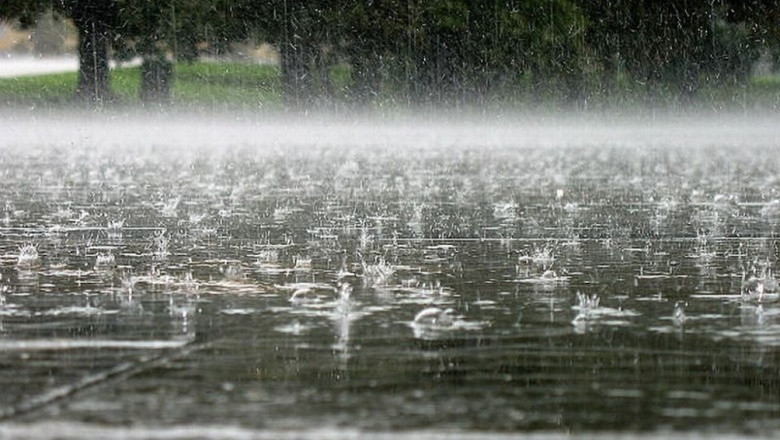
left=673, top=301, right=688, bottom=326
left=160, top=197, right=180, bottom=218
left=741, top=264, right=779, bottom=304
left=94, top=253, right=116, bottom=270
left=292, top=255, right=313, bottom=272
left=17, top=244, right=40, bottom=268
left=152, top=230, right=170, bottom=261
left=361, top=257, right=395, bottom=287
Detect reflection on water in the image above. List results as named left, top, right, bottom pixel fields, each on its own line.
left=1, top=120, right=780, bottom=435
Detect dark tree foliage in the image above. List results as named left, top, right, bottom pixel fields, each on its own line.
left=578, top=0, right=767, bottom=103
left=3, top=0, right=780, bottom=107
left=0, top=0, right=51, bottom=27
left=327, top=0, right=588, bottom=107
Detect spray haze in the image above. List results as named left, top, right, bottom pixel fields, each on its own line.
left=2, top=110, right=778, bottom=152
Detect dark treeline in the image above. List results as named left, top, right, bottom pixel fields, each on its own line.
left=2, top=0, right=779, bottom=108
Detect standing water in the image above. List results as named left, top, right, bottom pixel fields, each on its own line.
left=0, top=113, right=779, bottom=438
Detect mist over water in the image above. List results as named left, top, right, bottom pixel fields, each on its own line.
left=1, top=111, right=780, bottom=438
left=3, top=110, right=779, bottom=150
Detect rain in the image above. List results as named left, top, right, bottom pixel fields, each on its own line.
left=1, top=2, right=780, bottom=439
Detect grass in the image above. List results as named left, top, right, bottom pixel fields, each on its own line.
left=0, top=61, right=285, bottom=110
left=2, top=60, right=780, bottom=113
left=0, top=70, right=78, bottom=106
left=173, top=62, right=283, bottom=109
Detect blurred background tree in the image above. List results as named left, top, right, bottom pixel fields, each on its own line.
left=0, top=0, right=116, bottom=102
left=2, top=0, right=779, bottom=108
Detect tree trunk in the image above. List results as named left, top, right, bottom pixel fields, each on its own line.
left=281, top=42, right=314, bottom=109
left=140, top=55, right=173, bottom=103
left=71, top=2, right=115, bottom=102
left=409, top=36, right=437, bottom=107
left=350, top=46, right=381, bottom=107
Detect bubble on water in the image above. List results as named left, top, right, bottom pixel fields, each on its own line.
left=409, top=306, right=486, bottom=340
left=290, top=287, right=318, bottom=305
left=413, top=307, right=454, bottom=327
left=277, top=282, right=337, bottom=306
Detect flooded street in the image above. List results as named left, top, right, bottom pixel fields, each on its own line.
left=0, top=115, right=779, bottom=437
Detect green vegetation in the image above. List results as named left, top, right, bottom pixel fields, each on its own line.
left=3, top=61, right=780, bottom=113
left=0, top=62, right=285, bottom=109
left=0, top=71, right=76, bottom=105
left=172, top=63, right=283, bottom=109
left=4, top=1, right=780, bottom=110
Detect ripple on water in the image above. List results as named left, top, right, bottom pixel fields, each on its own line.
left=4, top=129, right=780, bottom=432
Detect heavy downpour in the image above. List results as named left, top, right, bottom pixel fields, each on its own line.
left=1, top=2, right=780, bottom=439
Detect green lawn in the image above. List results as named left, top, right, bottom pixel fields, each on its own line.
left=0, top=61, right=285, bottom=109
left=2, top=60, right=780, bottom=112
left=173, top=62, right=283, bottom=109
left=0, top=70, right=78, bottom=105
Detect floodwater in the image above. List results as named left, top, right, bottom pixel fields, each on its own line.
left=1, top=114, right=779, bottom=438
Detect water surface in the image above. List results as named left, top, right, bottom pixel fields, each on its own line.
left=1, top=115, right=779, bottom=437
